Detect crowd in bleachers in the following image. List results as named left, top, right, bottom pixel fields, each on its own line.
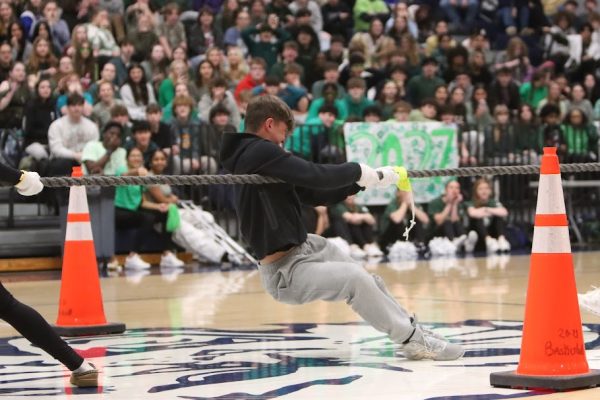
left=0, top=0, right=599, bottom=264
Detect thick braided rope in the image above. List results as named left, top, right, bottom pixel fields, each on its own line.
left=34, top=162, right=600, bottom=188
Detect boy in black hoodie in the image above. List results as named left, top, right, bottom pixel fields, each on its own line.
left=220, top=95, right=464, bottom=361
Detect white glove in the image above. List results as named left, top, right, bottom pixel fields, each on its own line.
left=15, top=171, right=43, bottom=196
left=356, top=163, right=380, bottom=188
left=375, top=166, right=399, bottom=187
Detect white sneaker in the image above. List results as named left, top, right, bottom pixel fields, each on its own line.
left=402, top=318, right=464, bottom=361
left=364, top=243, right=383, bottom=257
left=106, top=258, right=122, bottom=271
left=579, top=287, right=600, bottom=316
left=464, top=231, right=478, bottom=253
left=124, top=253, right=151, bottom=270
left=350, top=244, right=366, bottom=259
left=160, top=251, right=185, bottom=268
left=497, top=236, right=511, bottom=252
left=485, top=237, right=499, bottom=254
left=452, top=234, right=467, bottom=250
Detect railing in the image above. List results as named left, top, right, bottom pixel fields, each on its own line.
left=2, top=122, right=600, bottom=257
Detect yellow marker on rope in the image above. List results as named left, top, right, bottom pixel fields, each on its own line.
left=393, top=166, right=416, bottom=241
left=393, top=166, right=411, bottom=192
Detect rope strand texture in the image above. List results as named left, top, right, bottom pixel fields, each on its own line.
left=34, top=163, right=600, bottom=188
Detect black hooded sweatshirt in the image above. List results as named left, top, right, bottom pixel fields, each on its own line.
left=220, top=132, right=362, bottom=260
left=0, top=162, right=22, bottom=185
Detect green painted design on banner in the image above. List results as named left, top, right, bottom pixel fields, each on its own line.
left=343, top=122, right=458, bottom=205
left=405, top=129, right=432, bottom=169
left=381, top=133, right=404, bottom=166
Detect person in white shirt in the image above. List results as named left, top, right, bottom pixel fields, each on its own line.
left=48, top=92, right=99, bottom=176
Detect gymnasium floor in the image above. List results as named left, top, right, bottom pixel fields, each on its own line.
left=1, top=252, right=600, bottom=399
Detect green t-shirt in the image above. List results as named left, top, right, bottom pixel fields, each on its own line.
left=343, top=95, right=375, bottom=119
left=427, top=196, right=465, bottom=220
left=306, top=97, right=349, bottom=121
left=332, top=201, right=369, bottom=218
left=463, top=199, right=501, bottom=227
left=114, top=165, right=144, bottom=211
left=158, top=78, right=175, bottom=109
left=353, top=0, right=389, bottom=32
left=81, top=141, right=127, bottom=176
left=560, top=124, right=598, bottom=155
left=519, top=82, right=548, bottom=109
left=380, top=197, right=428, bottom=233
left=463, top=199, right=499, bottom=209
left=285, top=117, right=343, bottom=158
left=406, top=75, right=445, bottom=107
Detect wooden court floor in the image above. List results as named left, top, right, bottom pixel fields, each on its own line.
left=0, top=252, right=599, bottom=399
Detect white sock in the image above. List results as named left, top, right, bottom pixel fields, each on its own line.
left=73, top=361, right=95, bottom=373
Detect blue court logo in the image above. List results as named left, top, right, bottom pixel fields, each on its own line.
left=0, top=320, right=599, bottom=399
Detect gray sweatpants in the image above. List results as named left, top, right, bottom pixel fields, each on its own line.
left=259, top=234, right=414, bottom=343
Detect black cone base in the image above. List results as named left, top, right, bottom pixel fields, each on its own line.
left=490, top=369, right=600, bottom=391
left=53, top=322, right=126, bottom=337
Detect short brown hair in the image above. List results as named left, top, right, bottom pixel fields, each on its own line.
left=249, top=57, right=267, bottom=70
left=162, top=2, right=180, bottom=15
left=97, top=80, right=113, bottom=91
left=172, top=95, right=195, bottom=112
left=323, top=62, right=339, bottom=72
left=493, top=104, right=510, bottom=116
left=393, top=101, right=411, bottom=114
left=146, top=103, right=162, bottom=114
left=245, top=95, right=294, bottom=133
left=284, top=62, right=302, bottom=76
left=283, top=41, right=299, bottom=51
left=110, top=104, right=129, bottom=117
left=347, top=77, right=366, bottom=90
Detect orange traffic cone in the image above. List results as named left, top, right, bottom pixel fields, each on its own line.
left=54, top=167, right=125, bottom=336
left=490, top=147, right=600, bottom=390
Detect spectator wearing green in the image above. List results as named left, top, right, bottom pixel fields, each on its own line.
left=519, top=69, right=549, bottom=109
left=353, top=0, right=390, bottom=32
left=342, top=77, right=375, bottom=120
left=113, top=146, right=153, bottom=270
left=379, top=190, right=430, bottom=251
left=514, top=104, right=543, bottom=162
left=560, top=107, right=599, bottom=163
left=285, top=104, right=343, bottom=161
left=241, top=23, right=290, bottom=70
left=330, top=195, right=383, bottom=258
left=406, top=57, right=445, bottom=108
left=464, top=178, right=510, bottom=253
left=307, top=82, right=348, bottom=120
left=157, top=60, right=189, bottom=108
left=161, top=82, right=199, bottom=123
left=428, top=180, right=467, bottom=245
